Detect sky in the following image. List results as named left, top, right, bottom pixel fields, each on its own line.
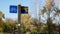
left=0, top=0, right=45, bottom=20
left=0, top=0, right=60, bottom=24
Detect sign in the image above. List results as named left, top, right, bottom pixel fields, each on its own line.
left=21, top=6, right=28, bottom=14
left=10, top=5, right=17, bottom=13
left=10, top=5, right=28, bottom=14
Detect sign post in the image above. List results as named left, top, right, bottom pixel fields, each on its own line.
left=18, top=4, right=21, bottom=34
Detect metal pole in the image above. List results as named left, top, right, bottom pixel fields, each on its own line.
left=18, top=4, right=21, bottom=34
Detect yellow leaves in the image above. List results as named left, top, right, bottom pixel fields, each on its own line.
left=6, top=18, right=16, bottom=26
left=20, top=27, right=25, bottom=32
left=26, top=32, right=30, bottom=34
left=39, top=24, right=46, bottom=31
left=21, top=14, right=31, bottom=24
left=25, top=24, right=37, bottom=32
left=21, top=14, right=32, bottom=31
left=30, top=25, right=37, bottom=31
left=0, top=11, right=3, bottom=18
left=25, top=24, right=31, bottom=29
left=0, top=11, right=4, bottom=27
left=45, top=0, right=52, bottom=9
left=0, top=18, right=3, bottom=27
left=0, top=27, right=3, bottom=32
left=0, top=11, right=5, bottom=18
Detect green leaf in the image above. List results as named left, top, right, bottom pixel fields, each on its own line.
left=2, top=14, right=5, bottom=18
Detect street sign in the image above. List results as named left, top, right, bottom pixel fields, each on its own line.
left=21, top=6, right=28, bottom=14
left=10, top=5, right=17, bottom=13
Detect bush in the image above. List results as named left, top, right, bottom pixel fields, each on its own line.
left=30, top=31, right=37, bottom=34
left=2, top=23, right=13, bottom=33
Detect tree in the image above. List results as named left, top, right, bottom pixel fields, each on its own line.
left=56, top=24, right=60, bottom=32
left=39, top=0, right=60, bottom=34
left=46, top=18, right=56, bottom=33
left=30, top=18, right=41, bottom=34
left=20, top=14, right=31, bottom=34
left=0, top=11, right=5, bottom=18
left=4, top=18, right=17, bottom=33
left=0, top=11, right=5, bottom=32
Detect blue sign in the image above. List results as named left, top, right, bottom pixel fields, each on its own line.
left=10, top=5, right=17, bottom=13
left=21, top=6, right=28, bottom=14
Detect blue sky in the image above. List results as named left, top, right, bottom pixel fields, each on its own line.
left=0, top=0, right=60, bottom=24
left=0, top=0, right=45, bottom=20
left=0, top=0, right=18, bottom=19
